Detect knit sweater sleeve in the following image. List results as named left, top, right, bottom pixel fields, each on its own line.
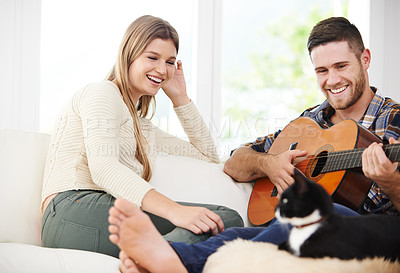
left=78, top=82, right=153, bottom=207
left=153, top=101, right=220, bottom=163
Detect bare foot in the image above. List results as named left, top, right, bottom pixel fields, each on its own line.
left=119, top=250, right=148, bottom=273
left=108, top=199, right=188, bottom=273
left=108, top=199, right=137, bottom=245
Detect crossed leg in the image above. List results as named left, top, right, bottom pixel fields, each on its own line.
left=108, top=199, right=188, bottom=273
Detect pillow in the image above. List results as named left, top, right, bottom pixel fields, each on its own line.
left=149, top=154, right=254, bottom=226
left=0, top=129, right=50, bottom=245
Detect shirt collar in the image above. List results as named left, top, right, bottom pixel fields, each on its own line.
left=317, top=87, right=382, bottom=129
left=359, top=88, right=384, bottom=129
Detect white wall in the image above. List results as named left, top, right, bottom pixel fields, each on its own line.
left=369, top=0, right=400, bottom=102
left=0, top=0, right=41, bottom=132
left=0, top=0, right=399, bottom=132
left=192, top=0, right=222, bottom=132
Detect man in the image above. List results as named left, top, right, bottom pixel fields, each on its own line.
left=108, top=17, right=400, bottom=273
left=224, top=17, right=400, bottom=215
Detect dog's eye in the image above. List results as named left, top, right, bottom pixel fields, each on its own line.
left=282, top=198, right=288, bottom=204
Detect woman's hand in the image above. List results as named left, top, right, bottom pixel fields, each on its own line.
left=141, top=190, right=224, bottom=236
left=167, top=204, right=225, bottom=236
left=162, top=60, right=190, bottom=107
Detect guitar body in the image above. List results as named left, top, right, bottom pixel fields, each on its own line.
left=248, top=117, right=382, bottom=226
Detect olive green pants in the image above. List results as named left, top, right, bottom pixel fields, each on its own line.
left=41, top=190, right=244, bottom=258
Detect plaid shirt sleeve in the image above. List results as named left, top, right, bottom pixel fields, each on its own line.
left=382, top=98, right=400, bottom=141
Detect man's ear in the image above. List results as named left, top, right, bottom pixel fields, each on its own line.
left=360, top=48, right=371, bottom=70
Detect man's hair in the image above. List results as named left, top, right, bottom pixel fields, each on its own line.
left=307, top=17, right=365, bottom=58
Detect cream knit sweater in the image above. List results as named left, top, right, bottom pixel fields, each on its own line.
left=41, top=81, right=219, bottom=209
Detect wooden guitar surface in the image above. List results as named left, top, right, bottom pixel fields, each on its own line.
left=247, top=117, right=382, bottom=226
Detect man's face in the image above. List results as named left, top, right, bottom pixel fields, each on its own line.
left=310, top=41, right=368, bottom=110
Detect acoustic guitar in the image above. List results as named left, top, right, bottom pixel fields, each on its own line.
left=247, top=117, right=400, bottom=226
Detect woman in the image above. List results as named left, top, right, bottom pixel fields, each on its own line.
left=41, top=15, right=243, bottom=258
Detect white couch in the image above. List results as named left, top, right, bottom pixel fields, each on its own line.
left=0, top=128, right=253, bottom=273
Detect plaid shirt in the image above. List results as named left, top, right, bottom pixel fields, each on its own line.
left=244, top=87, right=400, bottom=215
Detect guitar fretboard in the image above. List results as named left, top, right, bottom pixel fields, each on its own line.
left=322, top=143, right=400, bottom=173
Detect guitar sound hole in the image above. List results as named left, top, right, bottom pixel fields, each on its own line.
left=311, top=151, right=328, bottom=177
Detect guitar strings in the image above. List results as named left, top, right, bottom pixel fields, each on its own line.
left=294, top=143, right=400, bottom=171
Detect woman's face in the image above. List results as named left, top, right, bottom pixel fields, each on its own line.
left=128, top=38, right=177, bottom=102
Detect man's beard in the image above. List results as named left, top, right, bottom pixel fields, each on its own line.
left=330, top=62, right=366, bottom=110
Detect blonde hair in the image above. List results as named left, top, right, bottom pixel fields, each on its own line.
left=107, top=15, right=179, bottom=181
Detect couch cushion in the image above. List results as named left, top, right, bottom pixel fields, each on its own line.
left=0, top=129, right=50, bottom=245
left=0, top=243, right=120, bottom=273
left=149, top=154, right=253, bottom=226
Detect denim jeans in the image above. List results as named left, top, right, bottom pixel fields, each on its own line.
left=171, top=203, right=359, bottom=273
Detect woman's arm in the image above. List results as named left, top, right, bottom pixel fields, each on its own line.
left=152, top=102, right=219, bottom=163
left=153, top=60, right=219, bottom=163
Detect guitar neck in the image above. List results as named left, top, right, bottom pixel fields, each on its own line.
left=322, top=143, right=400, bottom=173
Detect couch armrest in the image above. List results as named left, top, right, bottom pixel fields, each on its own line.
left=0, top=129, right=51, bottom=245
